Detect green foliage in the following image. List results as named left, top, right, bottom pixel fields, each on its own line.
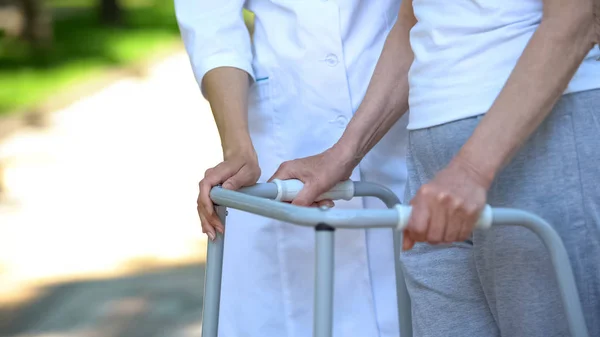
left=0, top=0, right=181, bottom=115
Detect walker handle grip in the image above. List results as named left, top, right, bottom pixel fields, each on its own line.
left=271, top=179, right=354, bottom=202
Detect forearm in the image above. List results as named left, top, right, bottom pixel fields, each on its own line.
left=203, top=66, right=255, bottom=159
left=457, top=5, right=597, bottom=186
left=174, top=0, right=255, bottom=159
left=334, top=1, right=416, bottom=163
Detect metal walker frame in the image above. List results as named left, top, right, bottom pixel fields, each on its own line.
left=201, top=180, right=588, bottom=337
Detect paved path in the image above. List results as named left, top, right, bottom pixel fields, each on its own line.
left=0, top=51, right=221, bottom=335
left=1, top=264, right=206, bottom=337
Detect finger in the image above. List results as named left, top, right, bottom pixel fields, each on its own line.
left=427, top=192, right=449, bottom=244
left=199, top=179, right=217, bottom=219
left=197, top=193, right=208, bottom=222
left=444, top=198, right=466, bottom=242
left=199, top=164, right=239, bottom=217
left=402, top=231, right=416, bottom=251
left=466, top=203, right=483, bottom=229
left=291, top=181, right=325, bottom=206
left=300, top=200, right=335, bottom=208
left=316, top=199, right=335, bottom=208
left=208, top=209, right=225, bottom=234
left=198, top=199, right=224, bottom=235
left=222, top=165, right=258, bottom=190
left=199, top=212, right=217, bottom=241
left=407, top=194, right=431, bottom=242
left=268, top=161, right=296, bottom=182
left=198, top=186, right=224, bottom=235
left=457, top=215, right=472, bottom=242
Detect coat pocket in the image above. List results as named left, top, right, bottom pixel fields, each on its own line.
left=247, top=77, right=285, bottom=179
left=248, top=76, right=274, bottom=134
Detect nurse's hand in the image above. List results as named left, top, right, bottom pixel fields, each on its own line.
left=403, top=157, right=491, bottom=250
left=198, top=152, right=261, bottom=241
left=268, top=146, right=357, bottom=207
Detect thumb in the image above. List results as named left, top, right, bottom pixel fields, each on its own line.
left=268, top=162, right=295, bottom=183
left=223, top=167, right=258, bottom=190
left=291, top=182, right=323, bottom=207
left=222, top=177, right=241, bottom=190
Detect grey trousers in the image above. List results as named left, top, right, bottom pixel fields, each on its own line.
left=401, top=89, right=600, bottom=337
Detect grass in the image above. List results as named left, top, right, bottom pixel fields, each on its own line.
left=0, top=0, right=183, bottom=116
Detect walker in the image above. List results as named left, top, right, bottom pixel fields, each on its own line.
left=202, top=179, right=589, bottom=337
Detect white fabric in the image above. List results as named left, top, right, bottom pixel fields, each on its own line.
left=174, top=1, right=408, bottom=337
left=407, top=0, right=600, bottom=130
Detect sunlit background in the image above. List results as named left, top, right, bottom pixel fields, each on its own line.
left=0, top=0, right=251, bottom=335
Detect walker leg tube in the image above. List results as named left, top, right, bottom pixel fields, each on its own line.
left=393, top=230, right=413, bottom=337
left=314, top=223, right=335, bottom=337
left=201, top=206, right=227, bottom=337
left=493, top=209, right=589, bottom=337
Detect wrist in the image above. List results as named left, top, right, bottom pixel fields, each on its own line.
left=329, top=139, right=362, bottom=169
left=222, top=137, right=256, bottom=161
left=453, top=146, right=499, bottom=190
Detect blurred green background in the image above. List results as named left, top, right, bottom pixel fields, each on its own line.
left=0, top=2, right=253, bottom=336
left=0, top=0, right=254, bottom=115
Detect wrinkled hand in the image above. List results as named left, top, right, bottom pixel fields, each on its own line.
left=198, top=152, right=261, bottom=241
left=403, top=157, right=491, bottom=250
left=268, top=146, right=357, bottom=207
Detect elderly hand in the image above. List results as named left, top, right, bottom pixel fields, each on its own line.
left=268, top=145, right=358, bottom=207
left=198, top=151, right=261, bottom=241
left=403, top=157, right=491, bottom=250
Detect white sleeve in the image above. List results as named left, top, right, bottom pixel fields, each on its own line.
left=174, top=0, right=255, bottom=97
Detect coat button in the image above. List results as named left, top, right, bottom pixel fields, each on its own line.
left=324, top=53, right=339, bottom=67
left=336, top=115, right=348, bottom=127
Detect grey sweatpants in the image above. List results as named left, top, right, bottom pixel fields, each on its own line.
left=401, top=89, right=600, bottom=337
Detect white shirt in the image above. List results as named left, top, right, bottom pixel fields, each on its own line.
left=175, top=1, right=408, bottom=337
left=407, top=0, right=600, bottom=130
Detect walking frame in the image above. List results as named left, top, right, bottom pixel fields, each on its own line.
left=201, top=179, right=589, bottom=337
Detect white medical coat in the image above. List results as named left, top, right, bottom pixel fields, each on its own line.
left=175, top=1, right=409, bottom=336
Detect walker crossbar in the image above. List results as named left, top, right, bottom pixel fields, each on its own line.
left=201, top=180, right=588, bottom=337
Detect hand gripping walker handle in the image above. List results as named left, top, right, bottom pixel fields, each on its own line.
left=271, top=179, right=354, bottom=202
left=394, top=204, right=494, bottom=231
left=270, top=179, right=493, bottom=230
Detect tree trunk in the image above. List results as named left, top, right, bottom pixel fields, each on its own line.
left=20, top=0, right=53, bottom=51
left=99, top=0, right=123, bottom=26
